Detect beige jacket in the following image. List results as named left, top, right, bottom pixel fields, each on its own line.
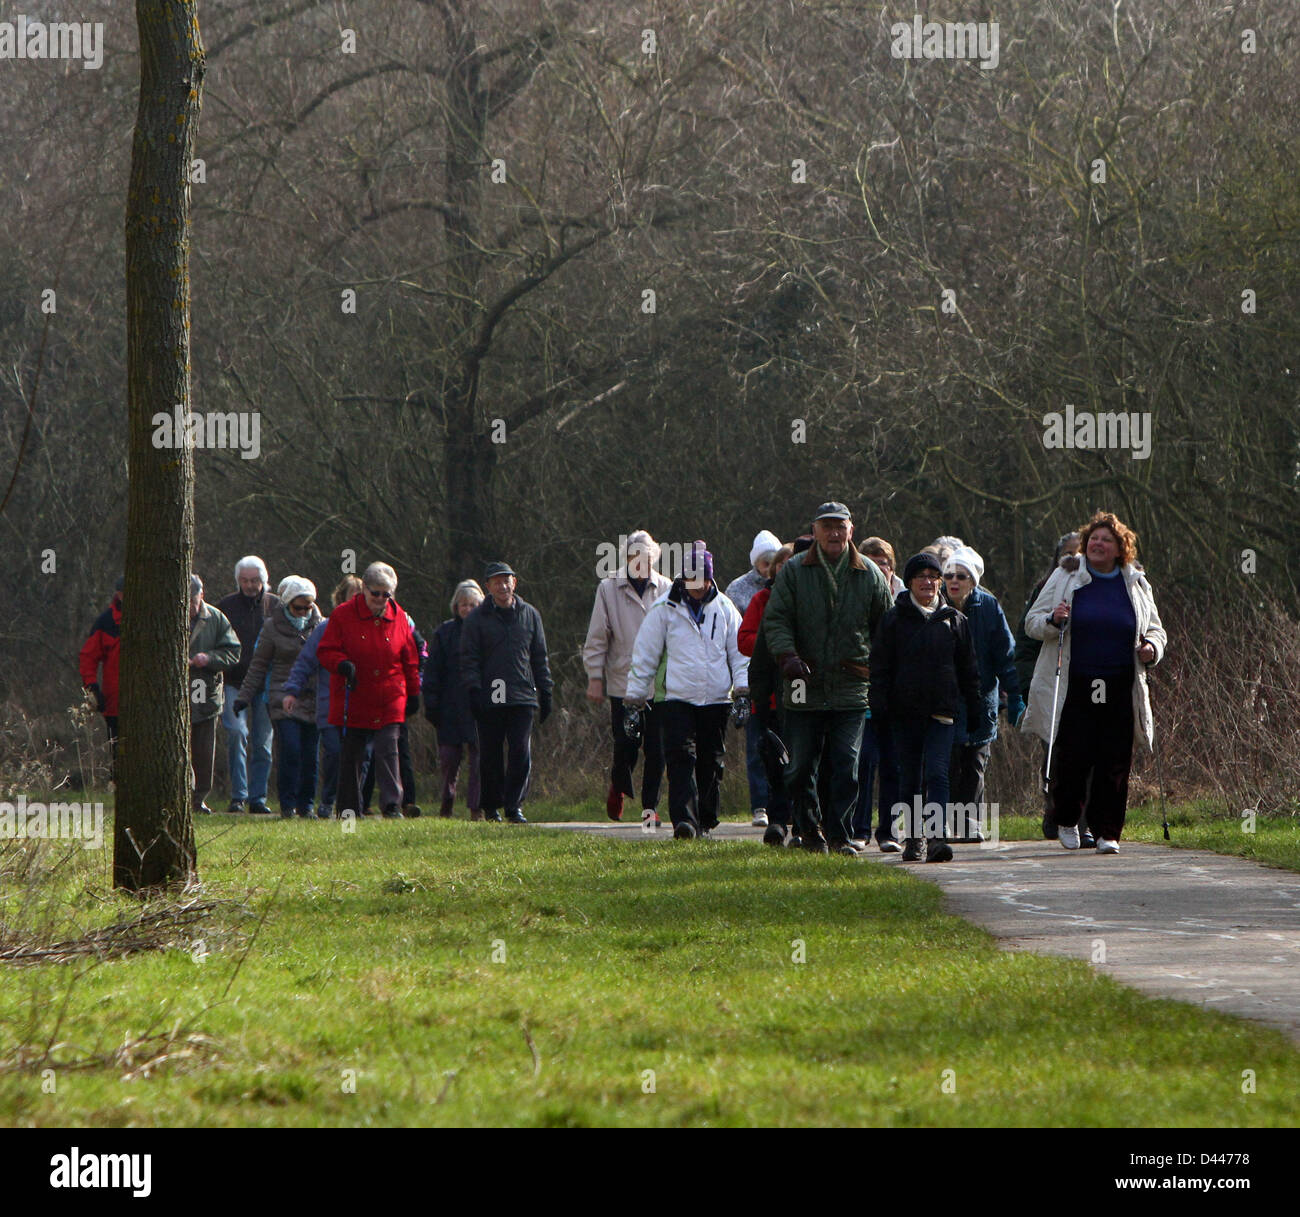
left=582, top=568, right=672, bottom=698
left=1019, top=561, right=1166, bottom=751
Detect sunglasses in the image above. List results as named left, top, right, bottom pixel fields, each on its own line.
left=947, top=574, right=973, bottom=582
left=365, top=587, right=392, bottom=599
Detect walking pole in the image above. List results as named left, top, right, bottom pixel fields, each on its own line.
left=1043, top=618, right=1066, bottom=795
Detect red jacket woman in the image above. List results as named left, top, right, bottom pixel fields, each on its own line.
left=317, top=591, right=420, bottom=729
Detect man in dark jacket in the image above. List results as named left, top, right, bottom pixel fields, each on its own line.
left=78, top=576, right=124, bottom=775
left=459, top=561, right=552, bottom=824
left=216, top=556, right=279, bottom=814
left=762, top=502, right=893, bottom=855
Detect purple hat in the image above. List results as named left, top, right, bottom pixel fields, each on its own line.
left=682, top=540, right=714, bottom=586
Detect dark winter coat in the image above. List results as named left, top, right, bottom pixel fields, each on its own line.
left=78, top=595, right=122, bottom=715
left=762, top=543, right=892, bottom=711
left=237, top=604, right=324, bottom=723
left=217, top=588, right=281, bottom=690
left=459, top=594, right=552, bottom=709
left=423, top=617, right=478, bottom=747
left=951, top=586, right=1020, bottom=747
left=869, top=591, right=982, bottom=725
left=317, top=593, right=420, bottom=729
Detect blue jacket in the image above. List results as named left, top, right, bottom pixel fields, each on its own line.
left=283, top=619, right=331, bottom=728
left=952, top=587, right=1020, bottom=747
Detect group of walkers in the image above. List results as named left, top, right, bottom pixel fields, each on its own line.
left=77, top=503, right=1164, bottom=854
left=580, top=503, right=1165, bottom=858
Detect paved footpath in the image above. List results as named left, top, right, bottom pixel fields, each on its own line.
left=542, top=822, right=1300, bottom=1043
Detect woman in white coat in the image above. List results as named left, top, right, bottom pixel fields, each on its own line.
left=625, top=541, right=749, bottom=840
left=1020, top=512, right=1166, bottom=854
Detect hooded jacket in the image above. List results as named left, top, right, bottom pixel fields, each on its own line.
left=582, top=567, right=672, bottom=698
left=1019, top=560, right=1166, bottom=751
left=626, top=580, right=748, bottom=706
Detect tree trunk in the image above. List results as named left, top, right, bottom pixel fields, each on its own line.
left=115, top=0, right=205, bottom=892
left=441, top=0, right=496, bottom=579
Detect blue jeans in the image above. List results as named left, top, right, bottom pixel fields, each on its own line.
left=854, top=714, right=900, bottom=842
left=783, top=709, right=865, bottom=844
left=891, top=716, right=953, bottom=841
left=274, top=718, right=319, bottom=813
left=317, top=726, right=341, bottom=812
left=221, top=694, right=273, bottom=802
left=744, top=714, right=769, bottom=812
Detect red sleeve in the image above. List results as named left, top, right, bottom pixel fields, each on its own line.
left=316, top=612, right=346, bottom=674
left=738, top=589, right=769, bottom=657
left=78, top=629, right=107, bottom=685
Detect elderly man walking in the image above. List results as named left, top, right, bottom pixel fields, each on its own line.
left=762, top=502, right=892, bottom=855
left=460, top=561, right=553, bottom=825
left=583, top=530, right=672, bottom=827
left=187, top=575, right=241, bottom=816
left=217, top=556, right=280, bottom=814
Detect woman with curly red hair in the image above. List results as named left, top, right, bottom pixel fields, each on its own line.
left=1020, top=512, right=1167, bottom=854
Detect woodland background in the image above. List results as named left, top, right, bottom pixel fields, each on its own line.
left=2, top=0, right=1296, bottom=810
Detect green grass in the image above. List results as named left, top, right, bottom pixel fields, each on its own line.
left=995, top=801, right=1300, bottom=873
left=2, top=801, right=1298, bottom=1127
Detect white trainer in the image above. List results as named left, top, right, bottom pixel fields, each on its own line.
left=751, top=809, right=769, bottom=828
left=1095, top=837, right=1119, bottom=854
left=1059, top=825, right=1081, bottom=850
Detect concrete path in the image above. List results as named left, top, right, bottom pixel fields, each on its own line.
left=542, top=822, right=1300, bottom=1043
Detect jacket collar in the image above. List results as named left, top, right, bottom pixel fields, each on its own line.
left=667, top=578, right=717, bottom=608
left=800, top=544, right=868, bottom=571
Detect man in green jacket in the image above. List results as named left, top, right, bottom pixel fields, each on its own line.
left=762, top=502, right=892, bottom=854
left=189, top=575, right=242, bottom=816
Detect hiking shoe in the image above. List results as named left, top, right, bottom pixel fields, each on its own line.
left=316, top=806, right=333, bottom=820
left=470, top=809, right=485, bottom=822
left=788, top=834, right=803, bottom=850
left=877, top=837, right=902, bottom=853
left=403, top=803, right=422, bottom=819
left=605, top=784, right=624, bottom=822
left=505, top=809, right=528, bottom=824
left=381, top=804, right=404, bottom=819
left=762, top=825, right=787, bottom=847
left=249, top=801, right=273, bottom=816
left=483, top=810, right=503, bottom=822
left=751, top=809, right=769, bottom=828
left=295, top=807, right=313, bottom=819
left=836, top=843, right=861, bottom=857
left=1095, top=837, right=1119, bottom=854
left=673, top=822, right=697, bottom=840
left=195, top=804, right=214, bottom=816
left=1041, top=813, right=1059, bottom=840
left=1079, top=832, right=1096, bottom=849
left=800, top=832, right=830, bottom=855
left=279, top=808, right=294, bottom=819
left=901, top=838, right=923, bottom=862
left=226, top=800, right=246, bottom=815
left=926, top=841, right=954, bottom=863
left=1058, top=825, right=1081, bottom=850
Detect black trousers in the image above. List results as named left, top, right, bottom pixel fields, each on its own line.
left=609, top=696, right=665, bottom=810
left=476, top=704, right=534, bottom=813
left=661, top=701, right=729, bottom=832
left=1051, top=669, right=1135, bottom=841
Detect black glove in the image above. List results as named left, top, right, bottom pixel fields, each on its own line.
left=86, top=683, right=106, bottom=713
left=406, top=695, right=419, bottom=719
left=537, top=691, right=552, bottom=725
left=232, top=698, right=248, bottom=716
left=779, top=653, right=812, bottom=681
left=337, top=660, right=357, bottom=690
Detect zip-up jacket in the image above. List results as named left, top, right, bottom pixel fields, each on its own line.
left=626, top=580, right=748, bottom=706
left=869, top=591, right=982, bottom=724
left=188, top=603, right=241, bottom=723
left=582, top=567, right=672, bottom=698
left=459, top=594, right=552, bottom=708
left=78, top=596, right=122, bottom=714
left=216, top=588, right=281, bottom=690
left=238, top=604, right=324, bottom=724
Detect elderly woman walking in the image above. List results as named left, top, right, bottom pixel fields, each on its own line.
left=235, top=576, right=323, bottom=818
left=1021, top=512, right=1166, bottom=854
left=424, top=580, right=486, bottom=820
left=317, top=562, right=421, bottom=820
